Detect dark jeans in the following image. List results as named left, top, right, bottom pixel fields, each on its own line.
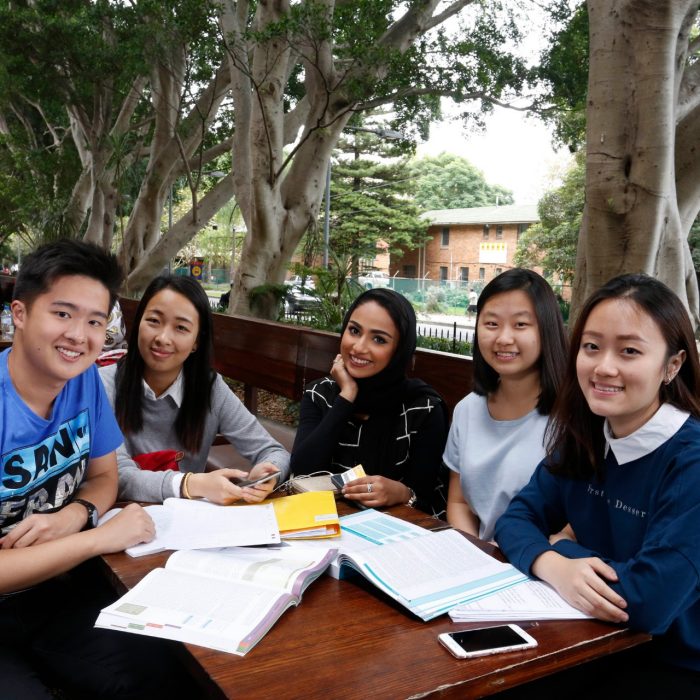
left=498, top=643, right=700, bottom=698
left=0, top=561, right=201, bottom=700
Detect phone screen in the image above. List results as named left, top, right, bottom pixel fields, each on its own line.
left=448, top=626, right=530, bottom=653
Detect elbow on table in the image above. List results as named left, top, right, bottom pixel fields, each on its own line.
left=623, top=600, right=677, bottom=636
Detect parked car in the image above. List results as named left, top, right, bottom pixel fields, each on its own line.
left=285, top=275, right=315, bottom=289
left=283, top=282, right=319, bottom=314
left=358, top=270, right=391, bottom=289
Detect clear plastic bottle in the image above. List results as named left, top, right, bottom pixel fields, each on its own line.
left=1, top=303, right=13, bottom=339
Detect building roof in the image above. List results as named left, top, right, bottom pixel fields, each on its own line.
left=421, top=204, right=539, bottom=226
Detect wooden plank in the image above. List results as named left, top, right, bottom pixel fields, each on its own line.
left=118, top=297, right=473, bottom=415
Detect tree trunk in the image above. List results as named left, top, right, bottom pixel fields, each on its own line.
left=575, top=0, right=700, bottom=330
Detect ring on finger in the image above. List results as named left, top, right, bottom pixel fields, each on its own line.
left=367, top=483, right=373, bottom=493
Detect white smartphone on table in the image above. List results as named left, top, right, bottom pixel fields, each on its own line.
left=438, top=624, right=538, bottom=659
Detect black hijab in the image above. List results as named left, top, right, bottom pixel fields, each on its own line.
left=340, top=289, right=444, bottom=472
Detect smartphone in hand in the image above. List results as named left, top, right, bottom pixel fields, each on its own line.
left=438, top=624, right=537, bottom=659
left=233, top=472, right=279, bottom=488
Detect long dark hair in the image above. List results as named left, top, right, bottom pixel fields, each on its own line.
left=547, top=273, right=700, bottom=479
left=472, top=268, right=568, bottom=414
left=115, top=275, right=215, bottom=453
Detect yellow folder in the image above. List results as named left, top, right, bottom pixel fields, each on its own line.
left=269, top=491, right=340, bottom=539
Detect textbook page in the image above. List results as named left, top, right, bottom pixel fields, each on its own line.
left=167, top=545, right=336, bottom=598
left=96, top=567, right=290, bottom=655
left=340, top=529, right=527, bottom=621
left=285, top=508, right=431, bottom=578
left=96, top=546, right=337, bottom=655
left=100, top=499, right=281, bottom=557
left=449, top=578, right=591, bottom=622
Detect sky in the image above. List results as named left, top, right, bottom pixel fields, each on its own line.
left=416, top=105, right=572, bottom=206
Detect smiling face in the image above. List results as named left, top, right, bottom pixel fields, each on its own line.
left=576, top=298, right=684, bottom=438
left=137, top=288, right=200, bottom=392
left=11, top=274, right=110, bottom=387
left=476, top=289, right=541, bottom=382
left=339, top=300, right=399, bottom=379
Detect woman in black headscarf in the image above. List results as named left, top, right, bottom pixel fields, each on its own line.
left=290, top=288, right=448, bottom=515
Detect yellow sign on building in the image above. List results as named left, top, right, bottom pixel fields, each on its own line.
left=479, top=242, right=507, bottom=264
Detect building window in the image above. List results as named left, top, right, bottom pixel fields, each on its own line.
left=440, top=266, right=448, bottom=282
left=495, top=267, right=502, bottom=276
left=479, top=267, right=485, bottom=280
left=517, top=223, right=530, bottom=241
left=496, top=225, right=503, bottom=240
left=403, top=264, right=416, bottom=278
left=460, top=267, right=469, bottom=284
left=441, top=227, right=450, bottom=247
left=482, top=224, right=490, bottom=240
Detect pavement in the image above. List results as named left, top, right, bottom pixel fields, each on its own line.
left=416, top=312, right=474, bottom=329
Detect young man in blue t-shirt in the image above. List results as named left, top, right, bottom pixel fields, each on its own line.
left=0, top=240, right=196, bottom=699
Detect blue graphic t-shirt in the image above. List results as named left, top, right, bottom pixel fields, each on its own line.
left=0, top=349, right=122, bottom=535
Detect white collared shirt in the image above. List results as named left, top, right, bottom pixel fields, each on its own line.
left=604, top=403, right=690, bottom=465
left=142, top=371, right=185, bottom=496
left=142, top=371, right=184, bottom=407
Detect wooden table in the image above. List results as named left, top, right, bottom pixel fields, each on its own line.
left=100, top=504, right=649, bottom=699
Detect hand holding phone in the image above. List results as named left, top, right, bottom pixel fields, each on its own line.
left=438, top=624, right=537, bottom=659
left=233, top=472, right=278, bottom=488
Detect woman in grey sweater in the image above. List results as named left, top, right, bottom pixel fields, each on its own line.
left=100, top=276, right=289, bottom=503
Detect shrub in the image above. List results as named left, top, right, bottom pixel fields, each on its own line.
left=416, top=335, right=472, bottom=356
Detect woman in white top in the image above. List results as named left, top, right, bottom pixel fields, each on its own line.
left=443, top=269, right=568, bottom=540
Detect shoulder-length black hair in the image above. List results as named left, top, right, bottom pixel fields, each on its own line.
left=547, top=273, right=700, bottom=479
left=472, top=268, right=568, bottom=414
left=115, top=275, right=216, bottom=454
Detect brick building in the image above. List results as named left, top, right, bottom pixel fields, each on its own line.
left=390, top=204, right=539, bottom=286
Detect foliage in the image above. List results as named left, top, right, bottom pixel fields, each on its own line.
left=536, top=2, right=589, bottom=151
left=410, top=153, right=514, bottom=211
left=322, top=122, right=427, bottom=276
left=0, top=0, right=547, bottom=316
left=514, top=151, right=583, bottom=284
left=0, top=0, right=216, bottom=250
left=416, top=335, right=472, bottom=357
left=281, top=251, right=366, bottom=331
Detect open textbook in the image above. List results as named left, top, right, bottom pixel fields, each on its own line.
left=337, top=528, right=528, bottom=621
left=95, top=545, right=337, bottom=655
left=449, top=578, right=592, bottom=622
left=283, top=508, right=432, bottom=578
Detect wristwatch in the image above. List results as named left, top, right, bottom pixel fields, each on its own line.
left=73, top=498, right=99, bottom=529
left=406, top=488, right=418, bottom=508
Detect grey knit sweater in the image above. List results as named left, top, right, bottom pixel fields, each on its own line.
left=99, top=364, right=290, bottom=502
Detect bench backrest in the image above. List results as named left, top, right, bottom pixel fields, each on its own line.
left=119, top=297, right=473, bottom=416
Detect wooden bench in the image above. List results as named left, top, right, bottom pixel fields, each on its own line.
left=119, top=297, right=473, bottom=416
left=119, top=297, right=474, bottom=470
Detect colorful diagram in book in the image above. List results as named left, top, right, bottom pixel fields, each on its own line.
left=95, top=546, right=337, bottom=655
left=339, top=508, right=431, bottom=545
left=283, top=508, right=432, bottom=578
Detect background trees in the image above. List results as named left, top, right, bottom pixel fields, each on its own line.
left=324, top=128, right=425, bottom=279
left=410, top=153, right=514, bottom=211
left=514, top=151, right=583, bottom=285
left=540, top=1, right=700, bottom=325
left=0, top=0, right=539, bottom=317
